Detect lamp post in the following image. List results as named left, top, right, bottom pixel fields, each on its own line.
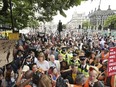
left=57, top=20, right=62, bottom=41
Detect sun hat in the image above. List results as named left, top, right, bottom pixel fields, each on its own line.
left=22, top=65, right=30, bottom=72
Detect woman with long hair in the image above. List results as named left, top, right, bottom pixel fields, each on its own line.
left=38, top=74, right=52, bottom=87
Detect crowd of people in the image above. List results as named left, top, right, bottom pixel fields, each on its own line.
left=0, top=30, right=116, bottom=87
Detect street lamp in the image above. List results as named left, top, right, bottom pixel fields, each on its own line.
left=57, top=20, right=62, bottom=40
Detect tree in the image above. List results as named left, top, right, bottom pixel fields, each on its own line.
left=62, top=24, right=66, bottom=29
left=82, top=21, right=90, bottom=29
left=104, top=15, right=116, bottom=30
left=27, top=17, right=39, bottom=29
left=0, top=0, right=86, bottom=30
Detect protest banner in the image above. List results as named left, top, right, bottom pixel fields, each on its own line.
left=108, top=47, right=116, bottom=76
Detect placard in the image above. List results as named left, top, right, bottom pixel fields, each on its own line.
left=108, top=47, right=116, bottom=76
left=8, top=33, right=19, bottom=40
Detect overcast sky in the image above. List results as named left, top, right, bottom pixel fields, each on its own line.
left=53, top=0, right=116, bottom=24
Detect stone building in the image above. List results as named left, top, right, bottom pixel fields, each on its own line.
left=66, top=12, right=88, bottom=29
left=89, top=5, right=116, bottom=30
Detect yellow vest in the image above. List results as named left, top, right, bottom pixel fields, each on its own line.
left=78, top=65, right=89, bottom=77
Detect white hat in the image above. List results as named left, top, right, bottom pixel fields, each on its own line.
left=102, top=59, right=108, bottom=64
left=22, top=65, right=30, bottom=72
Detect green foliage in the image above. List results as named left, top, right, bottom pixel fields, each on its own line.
left=27, top=17, right=39, bottom=29
left=104, top=15, right=116, bottom=29
left=62, top=24, right=66, bottom=29
left=82, top=21, right=90, bottom=29
left=0, top=0, right=85, bottom=29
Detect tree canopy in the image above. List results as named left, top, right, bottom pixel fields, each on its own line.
left=0, top=0, right=86, bottom=29
left=82, top=21, right=90, bottom=29
left=104, top=15, right=116, bottom=29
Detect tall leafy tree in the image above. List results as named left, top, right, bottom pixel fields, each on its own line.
left=0, top=0, right=86, bottom=29
left=82, top=21, right=90, bottom=29
left=104, top=15, right=116, bottom=29
left=27, top=17, right=39, bottom=29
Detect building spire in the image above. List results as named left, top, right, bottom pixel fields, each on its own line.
left=97, top=0, right=101, bottom=11
left=97, top=5, right=101, bottom=11
left=94, top=8, right=96, bottom=12
left=108, top=5, right=111, bottom=10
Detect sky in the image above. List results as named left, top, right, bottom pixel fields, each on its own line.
left=53, top=0, right=116, bottom=24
